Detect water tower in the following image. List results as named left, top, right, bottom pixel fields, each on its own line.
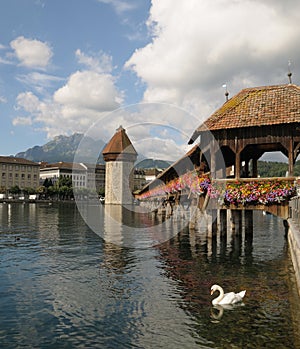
left=102, top=126, right=137, bottom=205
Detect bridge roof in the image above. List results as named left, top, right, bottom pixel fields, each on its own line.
left=189, top=84, right=300, bottom=142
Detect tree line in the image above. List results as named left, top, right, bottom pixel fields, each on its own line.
left=257, top=160, right=300, bottom=177
left=0, top=176, right=103, bottom=200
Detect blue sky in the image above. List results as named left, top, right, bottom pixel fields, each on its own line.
left=1, top=0, right=300, bottom=161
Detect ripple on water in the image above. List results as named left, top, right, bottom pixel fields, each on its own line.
left=0, top=205, right=299, bottom=348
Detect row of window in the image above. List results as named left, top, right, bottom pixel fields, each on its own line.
left=2, top=173, right=37, bottom=180
left=1, top=164, right=38, bottom=172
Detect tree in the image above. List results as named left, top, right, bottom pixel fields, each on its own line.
left=43, top=178, right=53, bottom=188
left=56, top=176, right=73, bottom=200
left=98, top=187, right=105, bottom=197
left=23, top=187, right=36, bottom=196
left=9, top=185, right=21, bottom=196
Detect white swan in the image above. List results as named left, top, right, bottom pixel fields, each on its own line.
left=210, top=284, right=246, bottom=305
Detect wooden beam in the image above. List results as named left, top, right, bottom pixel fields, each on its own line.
left=288, top=138, right=294, bottom=176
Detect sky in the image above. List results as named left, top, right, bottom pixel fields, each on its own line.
left=1, top=0, right=300, bottom=161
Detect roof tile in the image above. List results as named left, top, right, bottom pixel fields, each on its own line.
left=197, top=84, right=300, bottom=132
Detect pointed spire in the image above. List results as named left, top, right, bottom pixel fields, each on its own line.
left=222, top=84, right=229, bottom=101
left=102, top=126, right=137, bottom=162
left=287, top=60, right=293, bottom=84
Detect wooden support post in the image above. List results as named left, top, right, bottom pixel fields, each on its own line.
left=244, top=210, right=253, bottom=262
left=231, top=209, right=242, bottom=235
left=244, top=209, right=253, bottom=239
left=252, top=158, right=258, bottom=178
left=211, top=209, right=217, bottom=237
left=210, top=139, right=217, bottom=179
left=234, top=137, right=241, bottom=179
left=219, top=209, right=227, bottom=237
left=288, top=138, right=294, bottom=176
left=207, top=209, right=217, bottom=238
left=235, top=152, right=241, bottom=179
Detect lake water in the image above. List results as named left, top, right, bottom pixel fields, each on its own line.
left=0, top=202, right=300, bottom=348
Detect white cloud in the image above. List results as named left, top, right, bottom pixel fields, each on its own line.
left=16, top=72, right=64, bottom=94
left=97, top=0, right=137, bottom=15
left=10, top=36, right=53, bottom=69
left=54, top=70, right=122, bottom=111
left=15, top=91, right=40, bottom=112
left=125, top=0, right=300, bottom=117
left=14, top=61, right=124, bottom=138
left=12, top=116, right=32, bottom=126
left=0, top=95, right=7, bottom=103
left=75, top=49, right=113, bottom=73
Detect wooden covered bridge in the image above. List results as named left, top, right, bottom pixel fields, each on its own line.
left=136, top=83, right=300, bottom=233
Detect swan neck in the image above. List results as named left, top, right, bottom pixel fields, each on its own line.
left=214, top=285, right=224, bottom=304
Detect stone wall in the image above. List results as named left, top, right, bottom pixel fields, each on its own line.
left=287, top=219, right=300, bottom=296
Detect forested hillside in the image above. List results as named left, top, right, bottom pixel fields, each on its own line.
left=258, top=160, right=300, bottom=177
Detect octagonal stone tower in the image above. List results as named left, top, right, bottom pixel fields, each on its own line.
left=102, top=126, right=137, bottom=205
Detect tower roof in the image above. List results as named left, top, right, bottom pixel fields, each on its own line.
left=102, top=126, right=137, bottom=162
left=189, top=84, right=300, bottom=143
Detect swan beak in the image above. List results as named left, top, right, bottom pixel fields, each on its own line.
left=210, top=289, right=214, bottom=295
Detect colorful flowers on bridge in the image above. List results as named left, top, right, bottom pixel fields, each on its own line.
left=223, top=180, right=295, bottom=205
left=136, top=171, right=296, bottom=206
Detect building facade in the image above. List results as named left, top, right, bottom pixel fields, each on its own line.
left=40, top=162, right=105, bottom=193
left=0, top=156, right=40, bottom=190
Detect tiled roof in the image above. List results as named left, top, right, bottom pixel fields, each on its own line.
left=0, top=156, right=39, bottom=166
left=196, top=84, right=300, bottom=133
left=102, top=126, right=137, bottom=156
left=40, top=162, right=86, bottom=171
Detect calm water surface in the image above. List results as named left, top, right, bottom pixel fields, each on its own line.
left=0, top=202, right=299, bottom=348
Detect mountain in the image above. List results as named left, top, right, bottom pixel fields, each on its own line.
left=15, top=133, right=172, bottom=167
left=135, top=158, right=172, bottom=169
left=16, top=133, right=106, bottom=163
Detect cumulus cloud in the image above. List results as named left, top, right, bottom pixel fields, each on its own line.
left=13, top=49, right=124, bottom=139
left=10, top=36, right=53, bottom=69
left=125, top=0, right=300, bottom=116
left=54, top=70, right=122, bottom=111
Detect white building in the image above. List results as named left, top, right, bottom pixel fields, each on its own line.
left=40, top=162, right=87, bottom=189
left=39, top=162, right=105, bottom=192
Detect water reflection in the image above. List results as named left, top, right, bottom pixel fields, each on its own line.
left=79, top=202, right=186, bottom=248
left=156, top=212, right=300, bottom=348
left=0, top=203, right=300, bottom=348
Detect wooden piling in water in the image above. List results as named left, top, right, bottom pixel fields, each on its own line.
left=218, top=209, right=227, bottom=237
left=231, top=209, right=242, bottom=235
left=244, top=209, right=253, bottom=239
